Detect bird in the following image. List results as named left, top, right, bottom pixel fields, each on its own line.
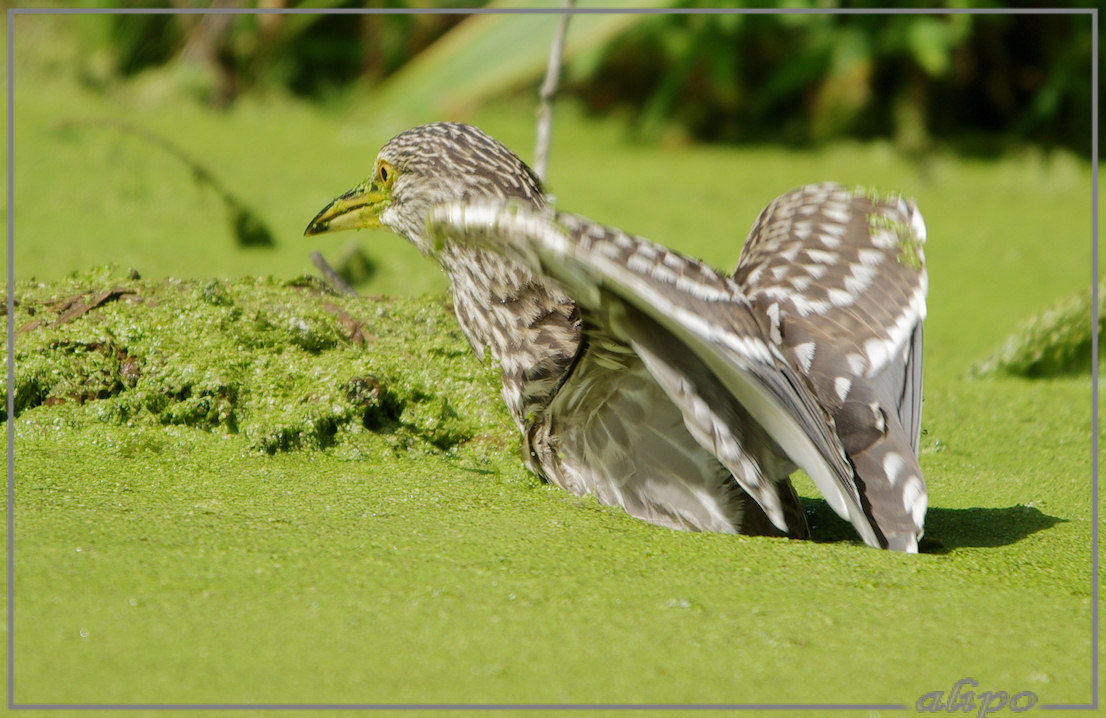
left=305, top=122, right=928, bottom=552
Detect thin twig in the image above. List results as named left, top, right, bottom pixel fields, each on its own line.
left=55, top=118, right=232, bottom=205
left=310, top=251, right=359, bottom=297
left=55, top=117, right=275, bottom=247
left=533, top=0, right=574, bottom=184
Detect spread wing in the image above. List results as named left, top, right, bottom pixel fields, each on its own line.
left=736, top=183, right=928, bottom=551
left=428, top=201, right=884, bottom=549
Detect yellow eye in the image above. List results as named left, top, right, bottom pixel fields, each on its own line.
left=377, top=161, right=395, bottom=187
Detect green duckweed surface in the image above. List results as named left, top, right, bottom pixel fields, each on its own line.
left=5, top=269, right=1097, bottom=708
left=4, top=34, right=1102, bottom=713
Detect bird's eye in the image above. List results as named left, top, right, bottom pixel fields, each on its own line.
left=377, top=161, right=395, bottom=188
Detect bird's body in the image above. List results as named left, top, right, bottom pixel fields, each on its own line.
left=306, top=122, right=928, bottom=551
left=443, top=225, right=794, bottom=537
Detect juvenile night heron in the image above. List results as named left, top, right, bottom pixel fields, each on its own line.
left=305, top=122, right=928, bottom=552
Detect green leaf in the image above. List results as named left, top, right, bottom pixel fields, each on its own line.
left=363, top=0, right=671, bottom=127
left=907, top=16, right=954, bottom=77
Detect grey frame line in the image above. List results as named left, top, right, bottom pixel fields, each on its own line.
left=4, top=4, right=1101, bottom=712
left=1094, top=10, right=1100, bottom=710
left=5, top=6, right=15, bottom=715
left=3, top=5, right=1098, bottom=13
left=10, top=703, right=911, bottom=711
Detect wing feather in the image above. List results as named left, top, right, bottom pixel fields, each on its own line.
left=736, top=183, right=928, bottom=551
left=428, top=201, right=882, bottom=548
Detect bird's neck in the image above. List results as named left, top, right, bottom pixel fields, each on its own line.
left=437, top=243, right=580, bottom=428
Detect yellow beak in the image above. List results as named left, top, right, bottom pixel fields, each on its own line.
left=304, top=182, right=391, bottom=236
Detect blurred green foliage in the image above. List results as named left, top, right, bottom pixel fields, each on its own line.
left=577, top=5, right=1096, bottom=154
left=60, top=1, right=1097, bottom=155
left=71, top=1, right=476, bottom=105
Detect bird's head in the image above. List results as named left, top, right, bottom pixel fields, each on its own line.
left=304, top=122, right=546, bottom=255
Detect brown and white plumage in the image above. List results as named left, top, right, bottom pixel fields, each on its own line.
left=736, top=183, right=928, bottom=550
left=306, top=122, right=928, bottom=551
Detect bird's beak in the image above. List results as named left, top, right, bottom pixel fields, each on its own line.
left=304, top=182, right=391, bottom=236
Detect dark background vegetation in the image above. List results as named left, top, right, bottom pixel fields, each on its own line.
left=69, top=1, right=1097, bottom=157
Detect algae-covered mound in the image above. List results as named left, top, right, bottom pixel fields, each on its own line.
left=3, top=267, right=514, bottom=456
left=973, top=278, right=1104, bottom=377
